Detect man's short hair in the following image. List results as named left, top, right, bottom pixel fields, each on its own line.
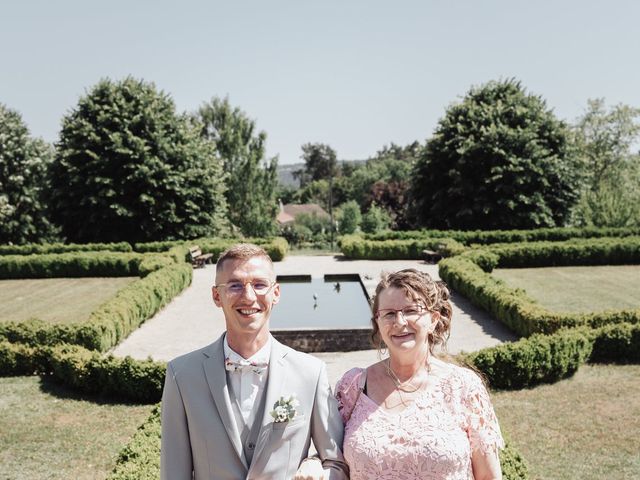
left=216, top=243, right=273, bottom=274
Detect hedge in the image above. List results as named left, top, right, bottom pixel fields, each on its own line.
left=0, top=241, right=133, bottom=255
left=0, top=252, right=148, bottom=279
left=0, top=341, right=165, bottom=402
left=464, top=323, right=640, bottom=390
left=0, top=260, right=192, bottom=351
left=105, top=406, right=529, bottom=480
left=339, top=234, right=466, bottom=259
left=439, top=237, right=640, bottom=336
left=107, top=405, right=162, bottom=480
left=134, top=237, right=289, bottom=261
left=362, top=226, right=640, bottom=245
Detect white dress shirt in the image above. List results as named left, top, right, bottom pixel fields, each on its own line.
left=223, top=335, right=271, bottom=429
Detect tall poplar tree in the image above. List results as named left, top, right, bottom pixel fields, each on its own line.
left=194, top=97, right=278, bottom=237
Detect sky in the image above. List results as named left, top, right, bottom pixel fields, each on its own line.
left=2, top=1, right=639, bottom=165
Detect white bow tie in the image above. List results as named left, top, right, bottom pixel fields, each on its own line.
left=225, top=357, right=268, bottom=374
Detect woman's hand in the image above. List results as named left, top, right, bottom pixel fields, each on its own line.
left=293, top=457, right=325, bottom=480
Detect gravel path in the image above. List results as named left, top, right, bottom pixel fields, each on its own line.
left=112, top=255, right=517, bottom=386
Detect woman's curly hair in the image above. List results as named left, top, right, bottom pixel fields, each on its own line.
left=370, top=268, right=453, bottom=354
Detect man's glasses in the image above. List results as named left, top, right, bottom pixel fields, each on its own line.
left=214, top=279, right=276, bottom=296
left=376, top=304, right=427, bottom=323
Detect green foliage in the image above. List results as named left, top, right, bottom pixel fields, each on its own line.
left=362, top=226, right=640, bottom=244
left=590, top=322, right=640, bottom=363
left=501, top=437, right=530, bottom=480
left=107, top=406, right=162, bottom=480
left=336, top=200, right=361, bottom=234
left=465, top=328, right=593, bottom=389
left=0, top=255, right=192, bottom=351
left=0, top=104, right=58, bottom=243
left=0, top=241, right=132, bottom=255
left=339, top=235, right=457, bottom=260
left=0, top=252, right=143, bottom=279
left=411, top=79, right=580, bottom=229
left=48, top=77, right=229, bottom=243
left=465, top=323, right=640, bottom=391
left=571, top=99, right=640, bottom=227
left=194, top=97, right=278, bottom=237
left=361, top=204, right=391, bottom=233
left=295, top=143, right=339, bottom=186
left=438, top=237, right=640, bottom=336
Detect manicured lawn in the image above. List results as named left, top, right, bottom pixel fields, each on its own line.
left=492, top=265, right=640, bottom=313
left=0, top=376, right=152, bottom=480
left=492, top=364, right=640, bottom=480
left=0, top=277, right=137, bottom=324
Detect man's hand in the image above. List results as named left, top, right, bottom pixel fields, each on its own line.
left=293, top=457, right=325, bottom=480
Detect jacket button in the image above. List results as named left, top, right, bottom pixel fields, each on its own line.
left=248, top=443, right=255, bottom=449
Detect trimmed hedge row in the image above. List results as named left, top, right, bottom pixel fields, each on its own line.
left=339, top=234, right=466, bottom=259
left=0, top=342, right=165, bottom=402
left=363, top=226, right=640, bottom=245
left=3, top=322, right=638, bottom=404
left=486, top=236, right=640, bottom=269
left=0, top=252, right=147, bottom=279
left=465, top=323, right=640, bottom=390
left=0, top=260, right=192, bottom=351
left=439, top=238, right=640, bottom=336
left=0, top=241, right=133, bottom=255
left=134, top=237, right=289, bottom=261
left=107, top=405, right=162, bottom=480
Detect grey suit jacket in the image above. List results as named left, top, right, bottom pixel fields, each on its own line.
left=161, top=334, right=348, bottom=480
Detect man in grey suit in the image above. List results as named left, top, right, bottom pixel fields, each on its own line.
left=161, top=243, right=348, bottom=480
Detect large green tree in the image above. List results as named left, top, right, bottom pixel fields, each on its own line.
left=411, top=79, right=580, bottom=229
left=48, top=77, right=229, bottom=243
left=571, top=99, right=640, bottom=227
left=0, top=104, right=57, bottom=243
left=194, top=97, right=278, bottom=237
left=294, top=143, right=339, bottom=187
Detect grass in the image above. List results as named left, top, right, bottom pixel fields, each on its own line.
left=492, top=364, right=640, bottom=480
left=0, top=376, right=152, bottom=480
left=492, top=265, right=640, bottom=313
left=0, top=277, right=137, bottom=324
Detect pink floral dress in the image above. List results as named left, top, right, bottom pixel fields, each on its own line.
left=335, top=363, right=504, bottom=480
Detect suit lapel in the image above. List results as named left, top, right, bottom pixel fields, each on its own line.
left=203, top=336, right=248, bottom=470
left=250, top=338, right=289, bottom=468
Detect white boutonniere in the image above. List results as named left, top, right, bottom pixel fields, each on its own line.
left=270, top=394, right=299, bottom=423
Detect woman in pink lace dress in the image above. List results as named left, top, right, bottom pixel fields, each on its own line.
left=335, top=269, right=504, bottom=480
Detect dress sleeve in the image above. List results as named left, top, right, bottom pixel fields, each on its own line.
left=334, top=367, right=363, bottom=425
left=461, top=370, right=505, bottom=455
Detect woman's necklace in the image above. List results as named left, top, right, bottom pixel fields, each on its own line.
left=384, top=358, right=424, bottom=393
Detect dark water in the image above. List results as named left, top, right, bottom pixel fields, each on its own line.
left=271, top=277, right=372, bottom=330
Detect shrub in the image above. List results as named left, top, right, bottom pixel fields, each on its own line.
left=0, top=257, right=192, bottom=351
left=0, top=242, right=133, bottom=255
left=439, top=237, right=640, bottom=336
left=0, top=252, right=142, bottom=279
left=465, top=328, right=593, bottom=390
left=107, top=405, right=162, bottom=480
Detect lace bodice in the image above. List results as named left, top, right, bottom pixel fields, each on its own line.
left=335, top=362, right=504, bottom=480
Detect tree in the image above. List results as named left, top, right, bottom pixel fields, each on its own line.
left=48, top=77, right=229, bottom=243
left=571, top=99, right=640, bottom=227
left=361, top=204, right=391, bottom=233
left=0, top=104, right=58, bottom=243
left=411, top=79, right=580, bottom=230
left=194, top=97, right=278, bottom=236
left=336, top=200, right=361, bottom=234
left=295, top=143, right=339, bottom=186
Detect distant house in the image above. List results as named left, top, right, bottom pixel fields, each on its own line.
left=276, top=202, right=330, bottom=225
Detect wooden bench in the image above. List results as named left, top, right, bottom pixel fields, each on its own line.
left=188, top=246, right=213, bottom=268
left=422, top=249, right=443, bottom=264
